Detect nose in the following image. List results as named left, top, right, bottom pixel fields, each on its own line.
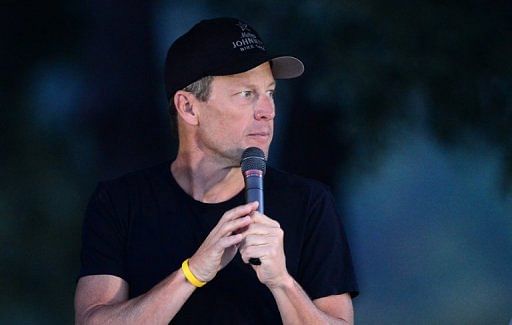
left=254, top=94, right=275, bottom=121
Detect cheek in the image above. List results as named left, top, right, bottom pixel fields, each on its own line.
left=201, top=101, right=253, bottom=137
left=213, top=111, right=250, bottom=131
left=211, top=114, right=235, bottom=131
left=201, top=113, right=244, bottom=141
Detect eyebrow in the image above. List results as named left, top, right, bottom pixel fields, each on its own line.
left=232, top=80, right=276, bottom=89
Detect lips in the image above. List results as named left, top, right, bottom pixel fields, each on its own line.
left=248, top=132, right=270, bottom=137
left=247, top=131, right=272, bottom=142
left=247, top=126, right=272, bottom=143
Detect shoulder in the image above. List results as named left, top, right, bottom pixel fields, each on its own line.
left=87, top=161, right=172, bottom=215
left=265, top=166, right=336, bottom=214
left=83, top=161, right=172, bottom=232
left=266, top=166, right=332, bottom=198
left=97, top=161, right=171, bottom=194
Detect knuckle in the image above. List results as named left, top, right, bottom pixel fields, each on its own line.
left=236, top=204, right=249, bottom=213
left=218, top=224, right=228, bottom=234
left=220, top=237, right=233, bottom=248
left=214, top=240, right=225, bottom=250
left=237, top=216, right=249, bottom=225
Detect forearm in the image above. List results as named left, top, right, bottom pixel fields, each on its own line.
left=79, top=270, right=195, bottom=324
left=270, top=275, right=350, bottom=325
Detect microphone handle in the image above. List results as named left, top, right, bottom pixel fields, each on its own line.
left=245, top=174, right=263, bottom=265
left=246, top=187, right=264, bottom=213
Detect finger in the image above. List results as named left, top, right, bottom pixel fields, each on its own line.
left=241, top=232, right=282, bottom=257
left=218, top=215, right=252, bottom=237
left=217, top=233, right=244, bottom=249
left=240, top=244, right=268, bottom=264
left=220, top=201, right=259, bottom=223
left=242, top=223, right=283, bottom=237
left=250, top=212, right=280, bottom=228
left=243, top=234, right=270, bottom=247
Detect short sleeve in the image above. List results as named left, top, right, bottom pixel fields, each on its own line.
left=78, top=182, right=128, bottom=280
left=298, top=187, right=359, bottom=300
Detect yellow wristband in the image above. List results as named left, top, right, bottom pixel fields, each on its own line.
left=181, top=259, right=206, bottom=287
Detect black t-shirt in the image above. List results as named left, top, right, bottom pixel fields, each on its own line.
left=79, top=161, right=358, bottom=324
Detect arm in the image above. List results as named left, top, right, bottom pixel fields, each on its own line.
left=270, top=278, right=353, bottom=324
left=239, top=212, right=354, bottom=324
left=75, top=272, right=194, bottom=324
left=75, top=202, right=258, bottom=324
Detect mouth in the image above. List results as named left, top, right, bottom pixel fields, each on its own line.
left=247, top=132, right=271, bottom=140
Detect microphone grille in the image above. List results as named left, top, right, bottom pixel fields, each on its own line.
left=240, top=147, right=266, bottom=175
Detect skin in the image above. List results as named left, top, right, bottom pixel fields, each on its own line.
left=74, top=62, right=354, bottom=324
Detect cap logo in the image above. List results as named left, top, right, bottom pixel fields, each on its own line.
left=236, top=21, right=249, bottom=31
left=232, top=21, right=265, bottom=52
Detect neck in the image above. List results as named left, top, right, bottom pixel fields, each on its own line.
left=170, top=149, right=244, bottom=203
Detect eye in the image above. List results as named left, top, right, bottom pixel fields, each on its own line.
left=267, top=89, right=275, bottom=99
left=239, top=90, right=253, bottom=98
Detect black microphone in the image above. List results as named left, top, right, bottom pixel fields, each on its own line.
left=240, top=147, right=266, bottom=265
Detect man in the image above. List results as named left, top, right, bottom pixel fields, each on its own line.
left=75, top=17, right=358, bottom=324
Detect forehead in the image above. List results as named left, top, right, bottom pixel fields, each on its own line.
left=212, top=62, right=275, bottom=90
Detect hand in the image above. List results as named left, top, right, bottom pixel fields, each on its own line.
left=239, top=211, right=290, bottom=288
left=188, top=202, right=257, bottom=282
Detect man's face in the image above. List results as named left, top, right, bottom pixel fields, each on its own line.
left=195, top=62, right=276, bottom=165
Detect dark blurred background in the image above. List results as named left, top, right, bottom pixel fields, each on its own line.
left=2, top=1, right=511, bottom=324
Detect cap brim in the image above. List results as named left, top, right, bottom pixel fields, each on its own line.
left=167, top=54, right=305, bottom=100
left=270, top=56, right=304, bottom=79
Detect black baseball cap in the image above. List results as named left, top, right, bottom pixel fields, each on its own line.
left=164, top=17, right=304, bottom=101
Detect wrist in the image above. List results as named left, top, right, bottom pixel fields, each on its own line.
left=182, top=258, right=207, bottom=287
left=187, top=257, right=208, bottom=282
left=268, top=272, right=295, bottom=291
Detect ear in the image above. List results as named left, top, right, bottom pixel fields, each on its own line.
left=174, top=90, right=199, bottom=126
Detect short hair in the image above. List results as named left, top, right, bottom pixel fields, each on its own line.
left=169, top=75, right=214, bottom=116
left=168, top=75, right=214, bottom=135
